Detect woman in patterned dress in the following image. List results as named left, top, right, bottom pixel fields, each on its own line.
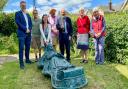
left=76, top=8, right=90, bottom=63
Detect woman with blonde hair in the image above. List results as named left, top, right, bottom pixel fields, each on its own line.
left=90, top=7, right=106, bottom=64
left=76, top=8, right=90, bottom=63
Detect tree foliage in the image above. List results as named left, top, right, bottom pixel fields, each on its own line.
left=0, top=0, right=8, bottom=11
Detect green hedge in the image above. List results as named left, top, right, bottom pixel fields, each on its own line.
left=0, top=13, right=17, bottom=36
left=0, top=33, right=18, bottom=54
left=105, top=12, right=128, bottom=64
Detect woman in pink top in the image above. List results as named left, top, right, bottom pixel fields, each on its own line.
left=48, top=9, right=59, bottom=50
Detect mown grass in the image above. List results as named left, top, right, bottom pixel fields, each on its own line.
left=0, top=56, right=128, bottom=89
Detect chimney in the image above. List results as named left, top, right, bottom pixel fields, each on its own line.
left=109, top=0, right=112, bottom=10
left=109, top=0, right=115, bottom=11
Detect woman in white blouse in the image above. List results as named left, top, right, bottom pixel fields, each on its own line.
left=40, top=14, right=52, bottom=47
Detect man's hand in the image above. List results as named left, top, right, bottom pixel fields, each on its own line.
left=61, top=25, right=64, bottom=29
left=52, top=29, right=58, bottom=35
left=69, top=36, right=72, bottom=41
left=26, top=29, right=30, bottom=33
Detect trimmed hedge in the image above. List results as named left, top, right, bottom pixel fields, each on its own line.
left=105, top=12, right=128, bottom=64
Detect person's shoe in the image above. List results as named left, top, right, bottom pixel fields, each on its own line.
left=25, top=60, right=33, bottom=64
left=20, top=63, right=25, bottom=69
left=99, top=62, right=104, bottom=65
left=20, top=65, right=25, bottom=69
left=67, top=59, right=71, bottom=63
left=96, top=62, right=99, bottom=65
left=80, top=60, right=84, bottom=63
left=83, top=60, right=88, bottom=64
left=35, top=59, right=39, bottom=62
left=39, top=54, right=41, bottom=59
left=35, top=56, right=38, bottom=62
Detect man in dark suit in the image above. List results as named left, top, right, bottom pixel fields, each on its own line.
left=56, top=9, right=73, bottom=62
left=15, top=1, right=32, bottom=69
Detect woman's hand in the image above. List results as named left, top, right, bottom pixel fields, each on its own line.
left=77, top=33, right=80, bottom=38
left=46, top=41, right=48, bottom=45
left=95, top=33, right=101, bottom=38
left=44, top=40, right=48, bottom=46
left=90, top=33, right=95, bottom=38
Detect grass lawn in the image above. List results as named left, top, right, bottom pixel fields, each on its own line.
left=0, top=57, right=128, bottom=89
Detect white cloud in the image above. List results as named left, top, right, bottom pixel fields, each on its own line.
left=27, top=6, right=33, bottom=12
left=3, top=0, right=92, bottom=14
left=37, top=0, right=48, bottom=4
left=11, top=2, right=19, bottom=7
left=50, top=0, right=67, bottom=3
left=36, top=0, right=92, bottom=13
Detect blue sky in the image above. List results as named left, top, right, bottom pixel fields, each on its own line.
left=4, top=0, right=124, bottom=13
left=92, top=0, right=123, bottom=7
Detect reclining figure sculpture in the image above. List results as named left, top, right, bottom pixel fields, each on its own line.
left=37, top=44, right=88, bottom=89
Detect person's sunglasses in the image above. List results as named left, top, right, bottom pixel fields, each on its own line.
left=34, top=13, right=38, bottom=14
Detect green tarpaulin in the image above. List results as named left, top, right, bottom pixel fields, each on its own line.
left=37, top=44, right=88, bottom=89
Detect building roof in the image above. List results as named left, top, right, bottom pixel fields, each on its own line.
left=121, top=0, right=128, bottom=10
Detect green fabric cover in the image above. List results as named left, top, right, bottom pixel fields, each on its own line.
left=37, top=44, right=88, bottom=89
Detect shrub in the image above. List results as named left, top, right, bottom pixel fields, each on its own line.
left=0, top=33, right=18, bottom=54
left=105, top=12, right=128, bottom=64
left=0, top=13, right=17, bottom=36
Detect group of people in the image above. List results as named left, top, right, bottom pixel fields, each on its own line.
left=15, top=1, right=106, bottom=69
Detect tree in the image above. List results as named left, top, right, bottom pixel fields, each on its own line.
left=0, top=0, right=8, bottom=11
